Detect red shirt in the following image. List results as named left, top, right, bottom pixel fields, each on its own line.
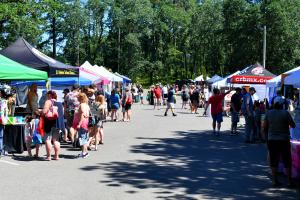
left=154, top=88, right=162, bottom=98
left=208, top=94, right=225, bottom=115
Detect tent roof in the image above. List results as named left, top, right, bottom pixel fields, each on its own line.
left=0, top=54, right=48, bottom=80
left=207, top=75, right=223, bottom=84
left=266, top=66, right=300, bottom=87
left=0, top=37, right=78, bottom=77
left=284, top=68, right=300, bottom=87
left=95, top=65, right=123, bottom=82
left=80, top=62, right=110, bottom=83
left=231, top=63, right=275, bottom=84
left=115, top=72, right=132, bottom=83
left=212, top=71, right=240, bottom=88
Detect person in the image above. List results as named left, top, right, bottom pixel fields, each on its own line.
left=190, top=86, right=200, bottom=114
left=230, top=88, right=242, bottom=135
left=241, top=87, right=255, bottom=143
left=62, top=89, right=70, bottom=142
left=122, top=87, right=133, bottom=122
left=110, top=89, right=121, bottom=122
left=138, top=85, right=144, bottom=104
left=43, top=91, right=60, bottom=161
left=90, top=94, right=107, bottom=149
left=153, top=84, right=162, bottom=110
left=75, top=93, right=90, bottom=158
left=64, top=84, right=80, bottom=145
left=164, top=87, right=177, bottom=117
left=181, top=85, right=189, bottom=109
left=271, top=90, right=289, bottom=110
left=264, top=102, right=296, bottom=187
left=53, top=92, right=65, bottom=143
left=39, top=90, right=47, bottom=109
left=24, top=115, right=33, bottom=157
left=26, top=84, right=39, bottom=114
left=162, top=85, right=168, bottom=106
left=204, top=88, right=230, bottom=135
left=0, top=91, right=6, bottom=156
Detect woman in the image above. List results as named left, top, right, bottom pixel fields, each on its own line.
left=42, top=91, right=60, bottom=161
left=122, top=87, right=133, bottom=122
left=27, top=84, right=39, bottom=114
left=109, top=89, right=121, bottom=122
left=74, top=93, right=90, bottom=158
left=90, top=94, right=106, bottom=150
left=264, top=102, right=296, bottom=187
left=181, top=85, right=189, bottom=109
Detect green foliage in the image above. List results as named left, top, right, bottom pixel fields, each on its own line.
left=1, top=0, right=300, bottom=83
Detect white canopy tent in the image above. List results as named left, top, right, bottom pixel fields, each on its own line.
left=285, top=69, right=300, bottom=87
left=94, top=65, right=123, bottom=82
left=194, top=75, right=210, bottom=82
left=212, top=71, right=240, bottom=89
left=80, top=61, right=111, bottom=84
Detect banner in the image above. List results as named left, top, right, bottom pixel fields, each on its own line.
left=231, top=75, right=273, bottom=84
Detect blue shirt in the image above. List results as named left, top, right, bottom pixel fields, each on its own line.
left=110, top=94, right=120, bottom=107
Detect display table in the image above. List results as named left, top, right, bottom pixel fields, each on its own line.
left=3, top=124, right=26, bottom=154
left=291, top=140, right=300, bottom=178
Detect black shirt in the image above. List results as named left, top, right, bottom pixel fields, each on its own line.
left=231, top=93, right=241, bottom=112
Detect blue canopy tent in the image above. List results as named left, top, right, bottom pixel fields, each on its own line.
left=115, top=72, right=132, bottom=83
left=11, top=77, right=92, bottom=87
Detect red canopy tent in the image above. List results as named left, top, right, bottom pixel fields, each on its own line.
left=230, top=63, right=275, bottom=84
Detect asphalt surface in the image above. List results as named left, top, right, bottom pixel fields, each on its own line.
left=0, top=101, right=299, bottom=200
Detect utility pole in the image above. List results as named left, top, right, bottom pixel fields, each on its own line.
left=118, top=27, right=121, bottom=72
left=263, top=25, right=266, bottom=68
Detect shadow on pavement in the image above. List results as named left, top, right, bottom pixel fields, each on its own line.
left=79, top=130, right=300, bottom=199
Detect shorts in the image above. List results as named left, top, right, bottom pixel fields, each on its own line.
left=44, top=127, right=60, bottom=141
left=182, top=96, right=189, bottom=102
left=125, top=104, right=132, bottom=111
left=167, top=102, right=175, bottom=109
left=78, top=128, right=89, bottom=146
left=231, top=111, right=240, bottom=124
left=212, top=113, right=223, bottom=123
left=191, top=100, right=199, bottom=107
left=111, top=104, right=120, bottom=110
left=267, top=140, right=291, bottom=168
left=163, top=94, right=168, bottom=99
left=66, top=110, right=75, bottom=128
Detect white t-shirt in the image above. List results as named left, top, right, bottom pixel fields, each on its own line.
left=204, top=88, right=209, bottom=101
left=162, top=87, right=168, bottom=95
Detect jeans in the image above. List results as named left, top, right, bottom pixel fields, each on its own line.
left=0, top=125, right=3, bottom=155
left=245, top=114, right=254, bottom=141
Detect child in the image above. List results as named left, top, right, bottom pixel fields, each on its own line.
left=31, top=114, right=42, bottom=158
left=24, top=115, right=33, bottom=157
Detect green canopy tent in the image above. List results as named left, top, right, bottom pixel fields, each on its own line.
left=0, top=55, right=48, bottom=80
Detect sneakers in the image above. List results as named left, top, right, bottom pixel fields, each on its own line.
left=164, top=113, right=167, bottom=116
left=173, top=113, right=177, bottom=117
left=78, top=152, right=89, bottom=158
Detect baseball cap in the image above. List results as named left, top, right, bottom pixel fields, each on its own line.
left=63, top=88, right=70, bottom=94
left=249, top=87, right=256, bottom=92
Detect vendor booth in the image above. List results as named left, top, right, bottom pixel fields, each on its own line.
left=0, top=55, right=48, bottom=154
left=0, top=37, right=79, bottom=77
left=230, top=64, right=276, bottom=100
left=115, top=72, right=132, bottom=83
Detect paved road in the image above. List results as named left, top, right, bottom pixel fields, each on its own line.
left=0, top=101, right=299, bottom=200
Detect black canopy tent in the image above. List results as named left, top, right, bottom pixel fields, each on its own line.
left=0, top=38, right=79, bottom=77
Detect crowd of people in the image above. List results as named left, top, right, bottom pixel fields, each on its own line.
left=16, top=83, right=141, bottom=160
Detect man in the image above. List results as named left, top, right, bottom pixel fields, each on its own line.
left=153, top=84, right=162, bottom=110
left=230, top=88, right=242, bottom=135
left=164, top=87, right=177, bottom=117
left=204, top=88, right=230, bottom=135
left=241, top=87, right=255, bottom=143
left=271, top=90, right=289, bottom=110
left=64, top=84, right=80, bottom=145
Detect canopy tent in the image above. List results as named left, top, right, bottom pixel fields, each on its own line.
left=0, top=37, right=78, bottom=77
left=94, top=65, right=123, bottom=82
left=0, top=54, right=48, bottom=80
left=207, top=75, right=223, bottom=84
left=284, top=69, right=300, bottom=87
left=194, top=75, right=210, bottom=82
left=115, top=72, right=131, bottom=83
left=212, top=71, right=240, bottom=88
left=266, top=66, right=300, bottom=88
left=230, top=63, right=275, bottom=84
left=80, top=61, right=111, bottom=84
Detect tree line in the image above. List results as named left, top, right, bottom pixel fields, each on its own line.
left=1, top=0, right=300, bottom=84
